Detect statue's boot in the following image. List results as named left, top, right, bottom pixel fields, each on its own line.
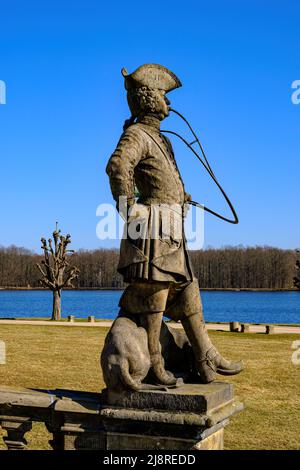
left=140, top=311, right=179, bottom=386
left=181, top=313, right=244, bottom=383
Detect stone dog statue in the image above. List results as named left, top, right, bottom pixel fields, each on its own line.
left=101, top=315, right=196, bottom=393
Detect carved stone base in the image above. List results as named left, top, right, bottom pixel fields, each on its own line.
left=101, top=382, right=243, bottom=450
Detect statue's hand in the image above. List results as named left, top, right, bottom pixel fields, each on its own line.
left=116, top=196, right=136, bottom=221
left=184, top=192, right=192, bottom=203
left=183, top=193, right=192, bottom=218
left=127, top=203, right=150, bottom=240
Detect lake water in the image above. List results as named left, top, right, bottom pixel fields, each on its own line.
left=0, top=290, right=299, bottom=324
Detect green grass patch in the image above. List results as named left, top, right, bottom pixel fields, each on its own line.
left=0, top=325, right=299, bottom=450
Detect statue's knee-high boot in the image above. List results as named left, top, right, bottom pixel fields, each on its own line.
left=169, top=280, right=244, bottom=383
left=181, top=313, right=244, bottom=383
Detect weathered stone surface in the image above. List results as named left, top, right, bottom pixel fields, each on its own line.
left=102, top=382, right=234, bottom=413
left=106, top=432, right=204, bottom=451
left=192, top=428, right=224, bottom=450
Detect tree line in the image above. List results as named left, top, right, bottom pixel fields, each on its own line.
left=0, top=245, right=298, bottom=290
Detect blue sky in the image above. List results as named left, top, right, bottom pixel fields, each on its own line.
left=0, top=0, right=299, bottom=252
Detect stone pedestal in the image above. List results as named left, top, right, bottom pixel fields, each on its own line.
left=101, top=382, right=243, bottom=450
left=0, top=383, right=243, bottom=450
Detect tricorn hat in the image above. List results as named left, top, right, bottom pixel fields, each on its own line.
left=121, top=64, right=182, bottom=93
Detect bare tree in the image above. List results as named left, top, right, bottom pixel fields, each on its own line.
left=36, top=224, right=80, bottom=320
left=294, top=250, right=300, bottom=290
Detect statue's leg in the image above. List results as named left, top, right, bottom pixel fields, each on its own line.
left=118, top=280, right=178, bottom=386
left=140, top=312, right=178, bottom=386
left=166, top=281, right=244, bottom=383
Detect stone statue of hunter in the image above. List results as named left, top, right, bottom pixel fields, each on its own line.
left=106, top=64, right=243, bottom=386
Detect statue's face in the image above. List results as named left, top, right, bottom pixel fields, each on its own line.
left=154, top=90, right=171, bottom=120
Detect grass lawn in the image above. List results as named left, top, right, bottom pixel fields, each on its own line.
left=0, top=324, right=299, bottom=450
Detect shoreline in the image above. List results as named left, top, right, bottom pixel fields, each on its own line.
left=0, top=287, right=298, bottom=292
left=0, top=318, right=299, bottom=327
left=0, top=318, right=299, bottom=333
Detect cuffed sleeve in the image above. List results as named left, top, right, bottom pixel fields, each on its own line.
left=106, top=126, right=146, bottom=206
